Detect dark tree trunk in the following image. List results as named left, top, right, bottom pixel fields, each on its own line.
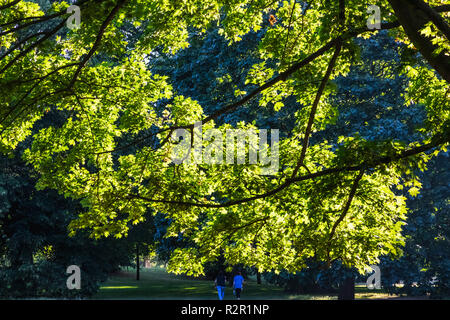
left=257, top=271, right=261, bottom=284
left=136, top=243, right=140, bottom=281
left=387, top=0, right=450, bottom=82
left=338, top=276, right=355, bottom=300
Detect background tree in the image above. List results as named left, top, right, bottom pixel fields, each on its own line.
left=0, top=115, right=158, bottom=297
left=380, top=152, right=450, bottom=298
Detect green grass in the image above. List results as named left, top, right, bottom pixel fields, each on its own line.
left=92, top=267, right=401, bottom=300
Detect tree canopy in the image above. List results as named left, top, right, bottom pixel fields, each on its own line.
left=0, top=0, right=449, bottom=276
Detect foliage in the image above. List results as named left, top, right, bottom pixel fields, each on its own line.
left=380, top=152, right=450, bottom=297
left=0, top=129, right=155, bottom=298
left=0, top=0, right=448, bottom=278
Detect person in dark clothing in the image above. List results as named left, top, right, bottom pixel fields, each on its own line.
left=214, top=271, right=227, bottom=300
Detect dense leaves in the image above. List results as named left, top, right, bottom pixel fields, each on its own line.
left=0, top=0, right=449, bottom=278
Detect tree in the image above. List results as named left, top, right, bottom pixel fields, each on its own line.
left=0, top=145, right=134, bottom=298
left=0, top=0, right=448, bottom=278
left=0, top=115, right=157, bottom=297
left=263, top=29, right=422, bottom=297
left=380, top=152, right=450, bottom=298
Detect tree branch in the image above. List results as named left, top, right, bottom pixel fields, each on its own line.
left=0, top=0, right=21, bottom=11
left=327, top=170, right=364, bottom=244
left=292, top=0, right=344, bottom=176
left=410, top=0, right=450, bottom=41
left=0, top=19, right=66, bottom=75
left=128, top=135, right=449, bottom=208
left=67, top=0, right=128, bottom=89
left=292, top=41, right=342, bottom=177
left=387, top=0, right=450, bottom=82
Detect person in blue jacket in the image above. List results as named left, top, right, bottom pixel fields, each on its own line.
left=233, top=271, right=245, bottom=300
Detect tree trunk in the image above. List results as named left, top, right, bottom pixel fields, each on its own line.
left=387, top=0, right=450, bottom=82
left=338, top=276, right=355, bottom=300
left=136, top=243, right=140, bottom=281
left=257, top=271, right=261, bottom=284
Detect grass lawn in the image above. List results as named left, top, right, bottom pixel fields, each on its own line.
left=92, top=267, right=404, bottom=300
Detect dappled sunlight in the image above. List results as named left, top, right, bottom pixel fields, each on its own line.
left=94, top=268, right=410, bottom=300
left=101, top=286, right=138, bottom=290
left=95, top=268, right=345, bottom=300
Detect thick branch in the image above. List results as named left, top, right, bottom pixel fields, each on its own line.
left=388, top=0, right=450, bottom=82
left=410, top=0, right=450, bottom=41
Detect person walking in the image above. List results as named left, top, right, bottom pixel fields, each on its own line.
left=214, top=271, right=227, bottom=300
left=233, top=271, right=245, bottom=300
